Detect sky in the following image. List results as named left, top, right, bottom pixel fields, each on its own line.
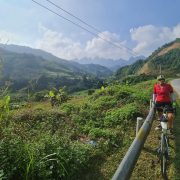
left=1, top=0, right=180, bottom=60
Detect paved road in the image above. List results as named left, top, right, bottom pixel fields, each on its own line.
left=171, top=79, right=180, bottom=97
left=171, top=79, right=180, bottom=179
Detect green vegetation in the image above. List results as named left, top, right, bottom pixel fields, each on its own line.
left=173, top=100, right=180, bottom=179
left=121, top=74, right=156, bottom=85
left=0, top=79, right=155, bottom=179
left=116, top=59, right=146, bottom=78
left=47, top=87, right=68, bottom=107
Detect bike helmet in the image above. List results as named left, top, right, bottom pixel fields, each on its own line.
left=157, top=75, right=165, bottom=81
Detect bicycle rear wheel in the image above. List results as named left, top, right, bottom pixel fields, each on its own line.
left=160, top=134, right=168, bottom=179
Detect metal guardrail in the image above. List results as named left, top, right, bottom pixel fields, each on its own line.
left=112, top=104, right=155, bottom=180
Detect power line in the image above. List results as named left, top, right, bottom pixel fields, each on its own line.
left=45, top=0, right=140, bottom=56
left=32, top=0, right=137, bottom=56
left=31, top=1, right=102, bottom=39
left=45, top=0, right=139, bottom=56
left=32, top=0, right=138, bottom=56
left=46, top=0, right=102, bottom=34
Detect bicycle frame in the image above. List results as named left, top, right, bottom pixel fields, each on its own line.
left=160, top=132, right=169, bottom=178
left=159, top=109, right=170, bottom=178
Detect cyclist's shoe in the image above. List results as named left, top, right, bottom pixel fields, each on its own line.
left=155, top=124, right=161, bottom=131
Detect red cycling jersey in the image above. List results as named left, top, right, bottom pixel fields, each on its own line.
left=153, top=83, right=173, bottom=103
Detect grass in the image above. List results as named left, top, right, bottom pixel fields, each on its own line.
left=173, top=100, right=180, bottom=179
left=68, top=95, right=88, bottom=105
left=75, top=126, right=136, bottom=180
left=71, top=90, right=89, bottom=96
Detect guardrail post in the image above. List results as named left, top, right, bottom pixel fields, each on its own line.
left=136, top=117, right=144, bottom=136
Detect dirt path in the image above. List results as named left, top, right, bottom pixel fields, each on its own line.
left=130, top=117, right=166, bottom=179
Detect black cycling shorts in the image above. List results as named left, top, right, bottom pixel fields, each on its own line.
left=155, top=102, right=174, bottom=113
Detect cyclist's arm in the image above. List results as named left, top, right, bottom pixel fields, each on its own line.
left=169, top=84, right=176, bottom=110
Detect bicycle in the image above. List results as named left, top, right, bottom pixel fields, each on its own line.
left=157, top=105, right=172, bottom=179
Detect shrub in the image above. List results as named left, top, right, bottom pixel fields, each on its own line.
left=61, top=103, right=80, bottom=116
left=33, top=90, right=48, bottom=101
left=92, top=96, right=117, bottom=111
left=104, top=103, right=141, bottom=127
left=89, top=128, right=116, bottom=139
left=88, top=89, right=95, bottom=95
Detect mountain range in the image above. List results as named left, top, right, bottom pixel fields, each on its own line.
left=0, top=44, right=145, bottom=71
left=0, top=44, right=113, bottom=92
left=72, top=56, right=145, bottom=71
left=0, top=44, right=112, bottom=77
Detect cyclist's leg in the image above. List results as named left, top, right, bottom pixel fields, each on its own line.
left=155, top=102, right=164, bottom=130
left=155, top=102, right=163, bottom=120
left=166, top=102, right=174, bottom=130
left=168, top=112, right=174, bottom=129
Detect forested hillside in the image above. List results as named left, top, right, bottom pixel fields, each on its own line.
left=0, top=47, right=111, bottom=92
left=116, top=38, right=180, bottom=79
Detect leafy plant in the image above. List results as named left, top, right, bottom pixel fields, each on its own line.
left=0, top=95, right=10, bottom=125
left=47, top=87, right=68, bottom=107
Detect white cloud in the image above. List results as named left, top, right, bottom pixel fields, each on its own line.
left=36, top=24, right=180, bottom=60
left=130, top=24, right=180, bottom=56
left=36, top=25, right=84, bottom=60
left=84, top=31, right=130, bottom=59
left=2, top=24, right=180, bottom=60
left=0, top=30, right=31, bottom=47
left=0, top=31, right=18, bottom=44
left=35, top=25, right=131, bottom=60
left=172, top=24, right=180, bottom=38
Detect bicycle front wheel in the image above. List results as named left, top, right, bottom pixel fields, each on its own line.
left=160, top=134, right=168, bottom=178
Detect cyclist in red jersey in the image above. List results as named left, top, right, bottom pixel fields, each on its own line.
left=153, top=75, right=176, bottom=132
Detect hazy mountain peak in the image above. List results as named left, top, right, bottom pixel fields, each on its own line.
left=72, top=56, right=145, bottom=71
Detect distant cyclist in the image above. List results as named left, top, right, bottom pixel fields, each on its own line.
left=153, top=75, right=176, bottom=133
